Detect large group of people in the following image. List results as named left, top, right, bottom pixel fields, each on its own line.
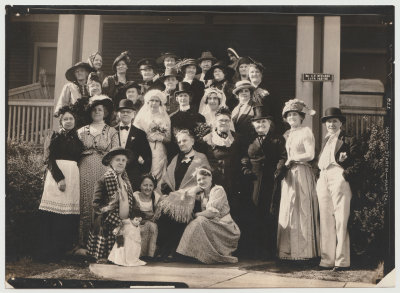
left=39, top=49, right=361, bottom=271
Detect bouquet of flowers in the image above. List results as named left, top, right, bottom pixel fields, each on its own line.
left=194, top=123, right=212, bottom=141
left=148, top=121, right=168, bottom=146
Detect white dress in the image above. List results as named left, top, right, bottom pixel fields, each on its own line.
left=277, top=126, right=320, bottom=260
left=108, top=219, right=146, bottom=267
left=134, top=111, right=171, bottom=182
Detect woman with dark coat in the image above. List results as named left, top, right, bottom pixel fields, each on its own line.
left=38, top=106, right=84, bottom=261
left=200, top=107, right=242, bottom=219
left=204, top=61, right=237, bottom=111
left=177, top=58, right=205, bottom=112
left=239, top=106, right=287, bottom=259
left=102, top=51, right=132, bottom=111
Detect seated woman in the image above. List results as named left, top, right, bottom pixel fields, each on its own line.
left=132, top=174, right=162, bottom=259
left=177, top=166, right=241, bottom=264
left=154, top=129, right=210, bottom=261
left=87, top=147, right=140, bottom=264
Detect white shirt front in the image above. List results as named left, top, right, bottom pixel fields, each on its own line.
left=119, top=122, right=131, bottom=148
left=180, top=105, right=191, bottom=112
left=232, top=100, right=251, bottom=121
left=183, top=77, right=194, bottom=85
left=318, top=130, right=341, bottom=170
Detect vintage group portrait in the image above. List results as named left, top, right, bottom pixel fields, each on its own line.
left=4, top=4, right=396, bottom=289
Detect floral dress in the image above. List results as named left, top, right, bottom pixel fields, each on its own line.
left=78, top=124, right=119, bottom=246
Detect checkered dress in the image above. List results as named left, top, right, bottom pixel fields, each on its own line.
left=87, top=169, right=135, bottom=260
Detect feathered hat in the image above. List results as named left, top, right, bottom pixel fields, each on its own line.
left=282, top=98, right=316, bottom=118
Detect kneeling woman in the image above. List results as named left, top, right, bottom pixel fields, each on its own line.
left=177, top=166, right=241, bottom=264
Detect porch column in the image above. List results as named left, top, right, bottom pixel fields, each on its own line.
left=81, top=15, right=102, bottom=61
left=295, top=16, right=314, bottom=129
left=321, top=16, right=341, bottom=136
left=53, top=15, right=79, bottom=129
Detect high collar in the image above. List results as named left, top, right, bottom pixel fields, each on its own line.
left=179, top=105, right=191, bottom=112
left=325, top=129, right=341, bottom=138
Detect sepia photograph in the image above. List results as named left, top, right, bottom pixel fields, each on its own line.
left=4, top=4, right=395, bottom=289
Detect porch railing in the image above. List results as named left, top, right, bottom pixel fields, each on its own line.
left=7, top=82, right=54, bottom=144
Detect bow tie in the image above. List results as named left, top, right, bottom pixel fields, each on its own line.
left=120, top=126, right=129, bottom=131
left=217, top=131, right=228, bottom=139
left=181, top=156, right=194, bottom=163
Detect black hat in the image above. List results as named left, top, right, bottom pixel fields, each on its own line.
left=251, top=105, right=273, bottom=121
left=204, top=61, right=236, bottom=81
left=248, top=57, right=265, bottom=73
left=215, top=106, right=232, bottom=118
left=156, top=52, right=178, bottom=64
left=178, top=58, right=201, bottom=75
left=102, top=147, right=133, bottom=166
left=87, top=72, right=101, bottom=85
left=237, top=56, right=253, bottom=71
left=85, top=95, right=114, bottom=116
left=174, top=82, right=192, bottom=97
left=123, top=81, right=141, bottom=96
left=65, top=62, right=94, bottom=82
left=159, top=68, right=182, bottom=82
left=112, top=51, right=131, bottom=72
left=321, top=107, right=346, bottom=123
left=117, top=99, right=138, bottom=111
left=197, top=51, right=217, bottom=64
left=137, top=58, right=157, bottom=70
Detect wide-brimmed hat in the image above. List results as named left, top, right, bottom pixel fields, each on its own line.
left=321, top=107, right=346, bottom=123
left=156, top=52, right=178, bottom=64
left=178, top=58, right=201, bottom=75
left=102, top=147, right=133, bottom=166
left=232, top=80, right=255, bottom=95
left=87, top=72, right=101, bottom=85
left=65, top=62, right=94, bottom=82
left=204, top=61, right=236, bottom=81
left=86, top=94, right=114, bottom=115
left=251, top=105, right=273, bottom=121
left=174, top=82, right=192, bottom=97
left=159, top=68, right=182, bottom=82
left=137, top=58, right=157, bottom=70
left=197, top=51, right=217, bottom=64
left=227, top=48, right=240, bottom=59
left=112, top=51, right=132, bottom=72
left=282, top=98, right=316, bottom=118
left=117, top=99, right=138, bottom=111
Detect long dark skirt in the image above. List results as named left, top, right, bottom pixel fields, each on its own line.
left=38, top=210, right=79, bottom=261
left=155, top=214, right=187, bottom=258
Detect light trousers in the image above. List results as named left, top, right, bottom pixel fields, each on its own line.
left=316, top=165, right=352, bottom=268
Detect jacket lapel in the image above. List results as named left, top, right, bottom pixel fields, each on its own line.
left=180, top=151, right=199, bottom=190
left=125, top=125, right=136, bottom=149
left=236, top=100, right=254, bottom=125
left=334, top=131, right=345, bottom=156
left=164, top=156, right=178, bottom=191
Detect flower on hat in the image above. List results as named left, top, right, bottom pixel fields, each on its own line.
left=282, top=98, right=316, bottom=118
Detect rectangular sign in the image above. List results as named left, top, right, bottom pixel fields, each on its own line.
left=302, top=73, right=334, bottom=82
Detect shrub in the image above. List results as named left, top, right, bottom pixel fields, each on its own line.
left=6, top=140, right=46, bottom=260
left=349, top=125, right=390, bottom=261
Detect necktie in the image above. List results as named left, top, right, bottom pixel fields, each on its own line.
left=120, top=126, right=129, bottom=131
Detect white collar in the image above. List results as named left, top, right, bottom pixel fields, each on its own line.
left=183, top=77, right=194, bottom=84
left=325, top=129, right=341, bottom=138
left=183, top=149, right=195, bottom=158
left=180, top=105, right=191, bottom=112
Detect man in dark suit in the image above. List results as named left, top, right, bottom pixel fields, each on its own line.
left=316, top=107, right=361, bottom=272
left=115, top=99, right=152, bottom=191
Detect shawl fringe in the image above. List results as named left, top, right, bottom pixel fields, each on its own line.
left=154, top=191, right=195, bottom=223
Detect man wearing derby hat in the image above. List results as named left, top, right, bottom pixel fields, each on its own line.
left=316, top=107, right=361, bottom=272
left=115, top=99, right=152, bottom=191
left=55, top=61, right=94, bottom=114
left=160, top=67, right=182, bottom=114
left=196, top=51, right=217, bottom=87
left=137, top=58, right=165, bottom=95
left=178, top=58, right=205, bottom=112
left=238, top=105, right=287, bottom=259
